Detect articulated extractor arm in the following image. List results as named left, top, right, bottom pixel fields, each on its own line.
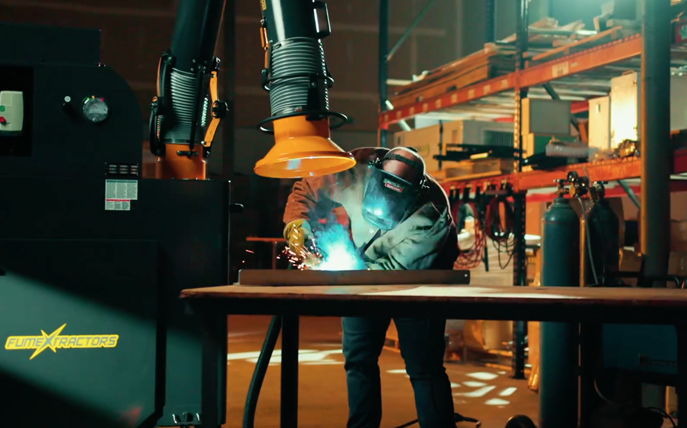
left=148, top=0, right=228, bottom=180
left=149, top=0, right=355, bottom=181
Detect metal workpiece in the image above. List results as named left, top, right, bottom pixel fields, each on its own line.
left=640, top=0, right=672, bottom=288
left=237, top=269, right=471, bottom=286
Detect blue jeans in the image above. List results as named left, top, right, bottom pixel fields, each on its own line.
left=341, top=317, right=456, bottom=428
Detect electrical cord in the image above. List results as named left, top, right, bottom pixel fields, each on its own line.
left=242, top=264, right=296, bottom=428
left=242, top=316, right=282, bottom=428
left=647, top=407, right=677, bottom=428
left=454, top=201, right=486, bottom=269
left=484, top=197, right=515, bottom=269
left=389, top=412, right=481, bottom=428
left=593, top=377, right=675, bottom=427
left=577, top=196, right=600, bottom=286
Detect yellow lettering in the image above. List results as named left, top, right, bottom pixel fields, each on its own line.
left=5, top=337, right=17, bottom=349
left=5, top=329, right=119, bottom=358
left=105, top=336, right=118, bottom=348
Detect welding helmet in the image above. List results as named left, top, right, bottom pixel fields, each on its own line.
left=361, top=152, right=428, bottom=230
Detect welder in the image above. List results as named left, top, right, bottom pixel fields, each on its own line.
left=283, top=146, right=460, bottom=428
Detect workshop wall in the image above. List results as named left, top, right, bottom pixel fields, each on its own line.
left=3, top=0, right=462, bottom=249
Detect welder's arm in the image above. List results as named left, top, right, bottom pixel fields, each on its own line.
left=283, top=174, right=343, bottom=253
left=283, top=174, right=343, bottom=227
left=367, top=210, right=453, bottom=271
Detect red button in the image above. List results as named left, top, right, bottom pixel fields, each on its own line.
left=0, top=117, right=5, bottom=124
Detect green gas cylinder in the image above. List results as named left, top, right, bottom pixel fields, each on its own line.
left=539, top=196, right=580, bottom=428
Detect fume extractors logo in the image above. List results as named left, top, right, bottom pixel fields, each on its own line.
left=4, top=324, right=119, bottom=360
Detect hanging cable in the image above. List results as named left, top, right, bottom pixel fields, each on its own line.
left=484, top=197, right=515, bottom=269
left=454, top=200, right=486, bottom=269
left=577, top=196, right=599, bottom=286
left=242, top=316, right=283, bottom=428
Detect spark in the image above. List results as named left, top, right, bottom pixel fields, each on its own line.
left=282, top=224, right=365, bottom=271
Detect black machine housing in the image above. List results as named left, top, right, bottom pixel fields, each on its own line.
left=0, top=22, right=231, bottom=428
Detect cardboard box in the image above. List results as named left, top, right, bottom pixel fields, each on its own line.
left=393, top=125, right=443, bottom=172
left=610, top=72, right=687, bottom=146
left=588, top=96, right=612, bottom=150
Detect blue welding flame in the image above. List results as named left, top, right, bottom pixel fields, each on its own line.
left=311, top=224, right=366, bottom=271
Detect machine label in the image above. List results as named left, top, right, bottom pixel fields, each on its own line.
left=105, top=179, right=138, bottom=211
left=4, top=324, right=119, bottom=360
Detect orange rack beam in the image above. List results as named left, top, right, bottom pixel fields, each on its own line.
left=440, top=149, right=687, bottom=194
left=378, top=35, right=642, bottom=129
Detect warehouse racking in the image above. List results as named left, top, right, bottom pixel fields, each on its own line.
left=378, top=25, right=687, bottom=195
left=377, top=0, right=681, bottom=380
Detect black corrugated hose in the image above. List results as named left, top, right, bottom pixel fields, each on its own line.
left=242, top=315, right=283, bottom=428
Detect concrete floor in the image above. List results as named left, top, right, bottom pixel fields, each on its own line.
left=223, top=316, right=538, bottom=428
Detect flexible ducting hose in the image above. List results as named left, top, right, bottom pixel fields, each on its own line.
left=242, top=315, right=283, bottom=428
left=269, top=38, right=329, bottom=116
left=162, top=69, right=209, bottom=143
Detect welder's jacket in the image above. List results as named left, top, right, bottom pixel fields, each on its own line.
left=283, top=147, right=459, bottom=270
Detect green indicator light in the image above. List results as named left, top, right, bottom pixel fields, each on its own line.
left=0, top=106, right=5, bottom=112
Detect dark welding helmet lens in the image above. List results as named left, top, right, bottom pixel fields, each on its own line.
left=361, top=165, right=420, bottom=230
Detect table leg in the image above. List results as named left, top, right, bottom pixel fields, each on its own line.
left=539, top=321, right=578, bottom=428
left=579, top=323, right=603, bottom=428
left=281, top=316, right=300, bottom=428
left=201, top=314, right=227, bottom=428
left=676, top=323, right=687, bottom=426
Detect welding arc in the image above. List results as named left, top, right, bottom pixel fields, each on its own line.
left=242, top=316, right=282, bottom=428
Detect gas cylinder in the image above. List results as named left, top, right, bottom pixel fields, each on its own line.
left=579, top=190, right=621, bottom=425
left=539, top=195, right=580, bottom=428
left=582, top=198, right=620, bottom=286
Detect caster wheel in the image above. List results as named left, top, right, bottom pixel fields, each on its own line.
left=504, top=415, right=537, bottom=428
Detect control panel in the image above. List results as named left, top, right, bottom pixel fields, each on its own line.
left=0, top=91, right=24, bottom=135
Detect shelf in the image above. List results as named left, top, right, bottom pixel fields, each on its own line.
left=440, top=149, right=687, bottom=196
left=379, top=35, right=643, bottom=128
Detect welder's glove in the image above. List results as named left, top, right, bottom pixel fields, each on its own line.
left=284, top=219, right=313, bottom=256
